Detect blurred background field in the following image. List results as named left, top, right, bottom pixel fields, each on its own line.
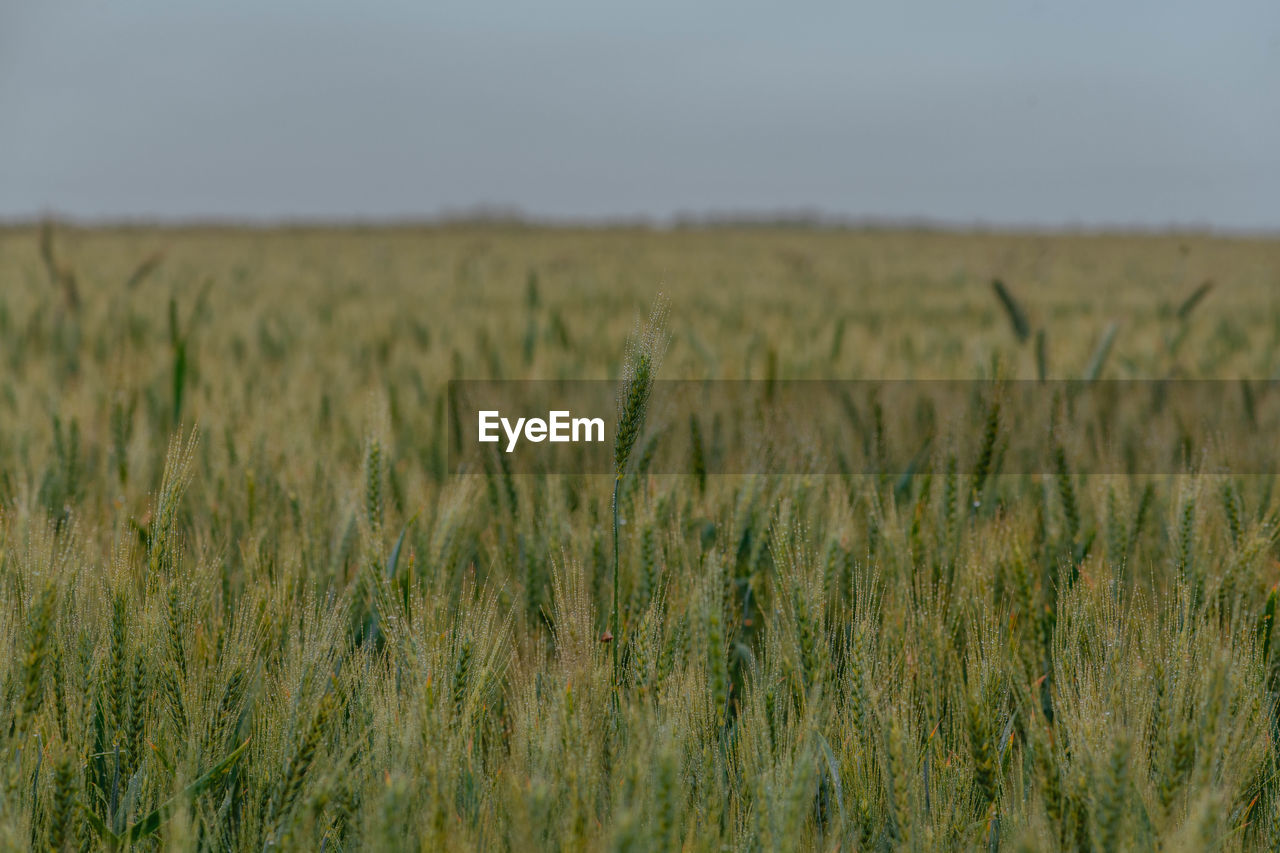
left=2, top=224, right=1280, bottom=850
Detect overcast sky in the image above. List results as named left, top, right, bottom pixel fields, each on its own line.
left=2, top=1, right=1278, bottom=229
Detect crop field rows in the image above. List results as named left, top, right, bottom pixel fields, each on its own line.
left=2, top=224, right=1280, bottom=850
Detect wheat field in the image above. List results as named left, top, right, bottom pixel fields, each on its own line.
left=2, top=223, right=1280, bottom=850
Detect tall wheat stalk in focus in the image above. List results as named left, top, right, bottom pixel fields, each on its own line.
left=611, top=297, right=669, bottom=690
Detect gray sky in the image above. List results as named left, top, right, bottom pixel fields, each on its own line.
left=2, top=1, right=1278, bottom=229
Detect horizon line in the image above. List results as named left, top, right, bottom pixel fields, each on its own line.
left=1, top=208, right=1277, bottom=239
